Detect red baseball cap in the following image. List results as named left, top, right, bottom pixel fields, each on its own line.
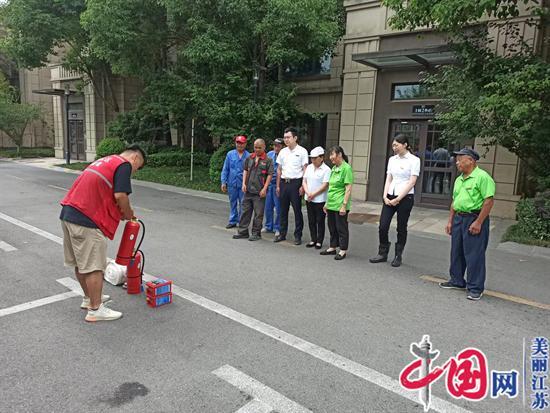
left=235, top=135, right=247, bottom=144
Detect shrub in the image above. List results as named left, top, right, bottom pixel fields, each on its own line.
left=147, top=150, right=210, bottom=168
left=209, top=141, right=235, bottom=183
left=96, top=137, right=126, bottom=159
left=515, top=191, right=550, bottom=241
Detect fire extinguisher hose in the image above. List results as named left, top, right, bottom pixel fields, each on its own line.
left=133, top=219, right=145, bottom=257
left=135, top=219, right=145, bottom=276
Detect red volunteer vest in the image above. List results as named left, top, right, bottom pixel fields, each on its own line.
left=61, top=155, right=129, bottom=240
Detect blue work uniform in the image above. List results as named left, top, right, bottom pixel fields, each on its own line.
left=264, top=150, right=280, bottom=232
left=221, top=149, right=249, bottom=225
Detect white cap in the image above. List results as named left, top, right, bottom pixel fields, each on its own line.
left=309, top=146, right=325, bottom=158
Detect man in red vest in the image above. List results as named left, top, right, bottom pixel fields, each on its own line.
left=60, top=144, right=146, bottom=322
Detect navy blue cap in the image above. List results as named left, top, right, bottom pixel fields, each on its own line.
left=453, top=148, right=480, bottom=161
left=273, top=138, right=283, bottom=145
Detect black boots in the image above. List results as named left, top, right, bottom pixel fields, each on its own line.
left=391, top=244, right=404, bottom=267
left=369, top=243, right=390, bottom=263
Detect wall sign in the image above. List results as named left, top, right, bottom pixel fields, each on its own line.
left=412, top=105, right=435, bottom=116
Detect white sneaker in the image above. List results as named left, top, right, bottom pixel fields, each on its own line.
left=81, top=294, right=111, bottom=309
left=85, top=304, right=122, bottom=322
left=275, top=231, right=280, bottom=237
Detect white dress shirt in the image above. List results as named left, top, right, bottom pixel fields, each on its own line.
left=386, top=152, right=421, bottom=195
left=277, top=145, right=309, bottom=179
left=303, top=163, right=331, bottom=203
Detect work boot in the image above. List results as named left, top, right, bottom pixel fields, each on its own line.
left=369, top=243, right=390, bottom=263
left=391, top=244, right=404, bottom=267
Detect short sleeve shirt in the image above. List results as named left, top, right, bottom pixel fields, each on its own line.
left=244, top=154, right=274, bottom=194
left=326, top=161, right=354, bottom=211
left=59, top=162, right=132, bottom=227
left=386, top=152, right=421, bottom=195
left=303, top=163, right=331, bottom=203
left=452, top=166, right=496, bottom=212
left=276, top=145, right=309, bottom=179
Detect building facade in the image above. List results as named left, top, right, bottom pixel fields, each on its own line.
left=49, top=66, right=142, bottom=162
left=294, top=0, right=545, bottom=218
left=0, top=63, right=54, bottom=149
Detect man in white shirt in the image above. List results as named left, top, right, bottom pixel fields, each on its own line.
left=302, top=146, right=331, bottom=249
left=275, top=127, right=309, bottom=245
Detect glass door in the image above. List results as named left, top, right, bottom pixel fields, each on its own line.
left=419, top=123, right=457, bottom=207
left=388, top=120, right=458, bottom=207
left=388, top=120, right=427, bottom=204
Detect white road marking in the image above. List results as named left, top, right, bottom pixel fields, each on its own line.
left=235, top=398, right=272, bottom=413
left=0, top=240, right=17, bottom=252
left=56, top=277, right=84, bottom=296
left=0, top=212, right=63, bottom=245
left=0, top=291, right=79, bottom=318
left=47, top=184, right=68, bottom=191
left=147, top=272, right=470, bottom=413
left=0, top=211, right=471, bottom=413
left=213, top=365, right=311, bottom=413
left=0, top=279, right=83, bottom=318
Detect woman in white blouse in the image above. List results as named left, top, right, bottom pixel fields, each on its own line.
left=302, top=146, right=331, bottom=249
left=369, top=134, right=420, bottom=267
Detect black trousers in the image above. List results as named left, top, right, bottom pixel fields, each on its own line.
left=379, top=194, right=414, bottom=247
left=238, top=193, right=266, bottom=236
left=306, top=201, right=326, bottom=244
left=279, top=179, right=304, bottom=238
left=327, top=209, right=349, bottom=250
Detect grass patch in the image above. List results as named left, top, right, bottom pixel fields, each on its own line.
left=57, top=162, right=90, bottom=170
left=56, top=163, right=222, bottom=194
left=0, top=147, right=55, bottom=158
left=134, top=166, right=222, bottom=193
left=502, top=223, right=550, bottom=248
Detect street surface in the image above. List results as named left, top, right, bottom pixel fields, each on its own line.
left=0, top=159, right=548, bottom=413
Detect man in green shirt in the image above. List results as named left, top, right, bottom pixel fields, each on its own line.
left=439, top=148, right=496, bottom=301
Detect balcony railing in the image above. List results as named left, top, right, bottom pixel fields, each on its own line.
left=50, top=66, right=82, bottom=81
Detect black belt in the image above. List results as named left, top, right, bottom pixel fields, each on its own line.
left=281, top=178, right=302, bottom=183
left=457, top=210, right=481, bottom=216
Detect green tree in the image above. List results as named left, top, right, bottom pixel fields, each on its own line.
left=0, top=0, right=120, bottom=112
left=84, top=0, right=344, bottom=142
left=383, top=0, right=550, bottom=190
left=0, top=73, right=41, bottom=156
left=382, top=0, right=538, bottom=32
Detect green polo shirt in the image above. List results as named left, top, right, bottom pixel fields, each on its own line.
left=326, top=161, right=354, bottom=211
left=452, top=166, right=496, bottom=212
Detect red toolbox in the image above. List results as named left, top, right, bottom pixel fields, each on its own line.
left=145, top=278, right=172, bottom=297
left=146, top=292, right=172, bottom=308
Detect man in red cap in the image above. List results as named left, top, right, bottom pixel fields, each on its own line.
left=221, top=135, right=250, bottom=228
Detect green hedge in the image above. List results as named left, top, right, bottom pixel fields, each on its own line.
left=96, top=138, right=126, bottom=159
left=209, top=141, right=234, bottom=183
left=0, top=147, right=54, bottom=158
left=515, top=191, right=550, bottom=241
left=147, top=150, right=210, bottom=168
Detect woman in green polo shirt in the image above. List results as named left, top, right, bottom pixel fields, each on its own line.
left=321, top=146, right=354, bottom=260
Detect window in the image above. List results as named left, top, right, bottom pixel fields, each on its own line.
left=286, top=55, right=332, bottom=78
left=391, top=83, right=431, bottom=101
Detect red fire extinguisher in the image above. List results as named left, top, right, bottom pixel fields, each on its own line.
left=126, top=250, right=144, bottom=295
left=115, top=218, right=145, bottom=294
left=116, top=219, right=143, bottom=266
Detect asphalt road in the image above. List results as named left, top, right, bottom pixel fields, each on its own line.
left=0, top=160, right=548, bottom=413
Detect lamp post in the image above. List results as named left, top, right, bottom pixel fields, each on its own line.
left=64, top=86, right=71, bottom=165
left=253, top=70, right=259, bottom=103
